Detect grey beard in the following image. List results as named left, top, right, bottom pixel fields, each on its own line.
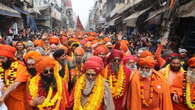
left=187, top=70, right=195, bottom=83
left=82, top=79, right=95, bottom=96
left=126, top=65, right=137, bottom=70
left=140, top=70, right=152, bottom=78
left=111, top=64, right=119, bottom=73
left=76, top=58, right=83, bottom=64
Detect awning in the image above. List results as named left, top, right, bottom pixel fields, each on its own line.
left=0, top=3, right=21, bottom=17
left=123, top=8, right=151, bottom=27
left=178, top=1, right=195, bottom=17
left=108, top=16, right=121, bottom=26
left=144, top=7, right=168, bottom=22
left=12, top=6, right=29, bottom=15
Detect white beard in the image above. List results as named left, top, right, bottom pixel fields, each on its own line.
left=187, top=70, right=195, bottom=83
left=140, top=69, right=152, bottom=78
left=126, top=65, right=137, bottom=70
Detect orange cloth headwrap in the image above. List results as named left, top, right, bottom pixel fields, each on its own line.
left=103, top=37, right=111, bottom=42
left=120, top=43, right=129, bottom=53
left=188, top=57, right=195, bottom=67
left=138, top=56, right=156, bottom=68
left=140, top=50, right=153, bottom=58
left=83, top=56, right=104, bottom=74
left=94, top=45, right=109, bottom=55
left=74, top=47, right=85, bottom=56
left=33, top=40, right=44, bottom=47
left=0, top=44, right=16, bottom=58
left=35, top=56, right=56, bottom=74
left=49, top=37, right=60, bottom=44
left=24, top=51, right=41, bottom=62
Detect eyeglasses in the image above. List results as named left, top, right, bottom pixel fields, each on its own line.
left=191, top=67, right=195, bottom=69
left=86, top=73, right=97, bottom=77
left=43, top=69, right=54, bottom=74
left=113, top=59, right=121, bottom=62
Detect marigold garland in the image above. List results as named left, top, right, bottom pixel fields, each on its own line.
left=73, top=74, right=104, bottom=110
left=109, top=64, right=126, bottom=98
left=0, top=61, right=18, bottom=87
left=164, top=64, right=185, bottom=80
left=28, top=62, right=62, bottom=110
left=184, top=73, right=195, bottom=109
left=140, top=74, right=155, bottom=107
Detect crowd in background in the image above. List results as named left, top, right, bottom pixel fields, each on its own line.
left=0, top=28, right=193, bottom=110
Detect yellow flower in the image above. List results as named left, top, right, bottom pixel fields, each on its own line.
left=73, top=74, right=104, bottom=110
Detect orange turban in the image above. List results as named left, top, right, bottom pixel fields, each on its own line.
left=108, top=49, right=124, bottom=62
left=33, top=40, right=44, bottom=47
left=88, top=32, right=97, bottom=36
left=60, top=37, right=68, bottom=43
left=94, top=45, right=109, bottom=55
left=0, top=45, right=16, bottom=58
left=120, top=40, right=129, bottom=46
left=49, top=37, right=60, bottom=44
left=87, top=36, right=95, bottom=41
left=123, top=55, right=137, bottom=64
left=24, top=51, right=41, bottom=62
left=140, top=50, right=153, bottom=58
left=138, top=56, right=156, bottom=68
left=188, top=57, right=195, bottom=67
left=83, top=57, right=104, bottom=74
left=35, top=56, right=56, bottom=74
left=103, top=37, right=111, bottom=42
left=74, top=47, right=85, bottom=56
left=84, top=43, right=92, bottom=48
left=120, top=43, right=129, bottom=53
left=87, top=56, right=104, bottom=67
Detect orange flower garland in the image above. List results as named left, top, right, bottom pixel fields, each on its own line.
left=0, top=61, right=18, bottom=87
left=109, top=64, right=126, bottom=98
left=140, top=74, right=155, bottom=107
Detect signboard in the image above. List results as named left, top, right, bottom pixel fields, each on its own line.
left=51, top=8, right=61, bottom=21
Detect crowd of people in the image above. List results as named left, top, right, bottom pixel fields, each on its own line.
left=0, top=29, right=194, bottom=110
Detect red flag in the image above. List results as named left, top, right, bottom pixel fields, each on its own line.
left=76, top=16, right=85, bottom=31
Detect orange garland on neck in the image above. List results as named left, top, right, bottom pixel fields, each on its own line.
left=109, top=64, right=126, bottom=98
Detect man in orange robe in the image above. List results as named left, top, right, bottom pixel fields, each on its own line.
left=27, top=56, right=69, bottom=110
left=0, top=44, right=29, bottom=110
left=170, top=57, right=195, bottom=110
left=127, top=56, right=173, bottom=110
left=24, top=51, right=42, bottom=77
left=159, top=57, right=185, bottom=86
left=24, top=51, right=42, bottom=110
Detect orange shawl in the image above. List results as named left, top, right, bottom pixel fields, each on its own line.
left=127, top=70, right=173, bottom=110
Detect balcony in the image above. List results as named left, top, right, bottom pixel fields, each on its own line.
left=0, top=0, right=15, bottom=6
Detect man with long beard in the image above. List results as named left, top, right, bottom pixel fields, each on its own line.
left=159, top=57, right=185, bottom=85
left=73, top=56, right=115, bottom=110
left=104, top=49, right=130, bottom=110
left=0, top=44, right=29, bottom=110
left=23, top=51, right=42, bottom=110
left=170, top=57, right=195, bottom=110
left=27, top=56, right=69, bottom=110
left=72, top=47, right=85, bottom=78
left=127, top=56, right=173, bottom=110
left=24, top=51, right=42, bottom=77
